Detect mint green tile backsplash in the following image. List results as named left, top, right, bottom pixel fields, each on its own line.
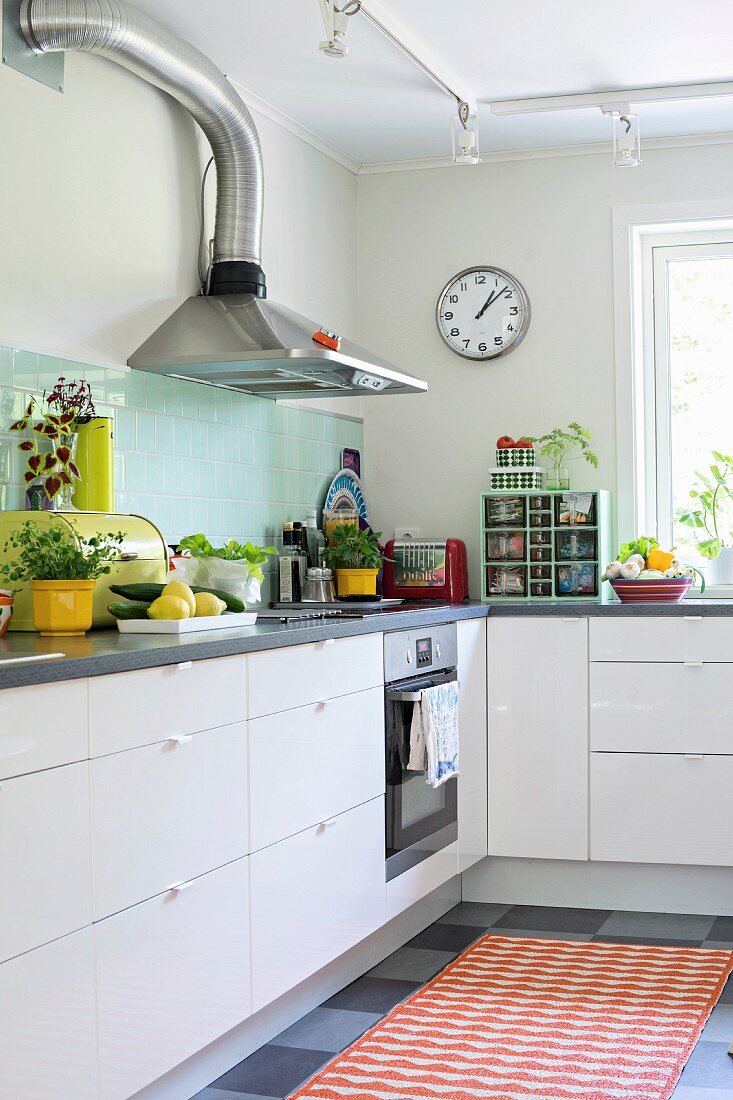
left=0, top=346, right=363, bottom=601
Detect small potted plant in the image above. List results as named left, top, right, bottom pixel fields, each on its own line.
left=529, top=422, right=598, bottom=490
left=2, top=521, right=124, bottom=636
left=680, top=452, right=733, bottom=584
left=322, top=525, right=384, bottom=598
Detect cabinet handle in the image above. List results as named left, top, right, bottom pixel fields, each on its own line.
left=684, top=754, right=704, bottom=760
left=177, top=661, right=193, bottom=671
left=684, top=616, right=703, bottom=622
left=167, top=880, right=194, bottom=894
left=167, top=734, right=193, bottom=745
left=315, top=698, right=330, bottom=710
left=684, top=661, right=704, bottom=668
left=561, top=617, right=580, bottom=622
left=319, top=817, right=338, bottom=830
left=322, top=638, right=336, bottom=647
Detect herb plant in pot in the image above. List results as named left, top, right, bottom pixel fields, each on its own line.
left=679, top=453, right=733, bottom=585
left=529, top=422, right=598, bottom=490
left=2, top=522, right=124, bottom=636
left=322, top=525, right=384, bottom=598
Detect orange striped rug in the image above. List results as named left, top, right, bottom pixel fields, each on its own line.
left=289, top=934, right=733, bottom=1100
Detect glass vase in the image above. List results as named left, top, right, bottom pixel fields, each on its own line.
left=546, top=466, right=570, bottom=491
left=51, top=433, right=79, bottom=512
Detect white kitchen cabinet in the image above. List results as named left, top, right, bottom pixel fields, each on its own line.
left=591, top=752, right=733, bottom=866
left=457, top=618, right=488, bottom=872
left=0, top=928, right=97, bottom=1100
left=89, top=654, right=247, bottom=755
left=247, top=633, right=383, bottom=718
left=0, top=762, right=92, bottom=963
left=591, top=661, right=733, bottom=755
left=91, top=722, right=248, bottom=919
left=0, top=679, right=88, bottom=780
left=589, top=615, right=733, bottom=663
left=250, top=797, right=386, bottom=1010
left=488, top=617, right=589, bottom=860
left=249, top=686, right=384, bottom=851
left=96, top=857, right=251, bottom=1100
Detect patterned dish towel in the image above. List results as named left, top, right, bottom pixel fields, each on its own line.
left=407, top=681, right=460, bottom=787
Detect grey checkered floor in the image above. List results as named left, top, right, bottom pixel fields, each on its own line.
left=195, top=902, right=733, bottom=1100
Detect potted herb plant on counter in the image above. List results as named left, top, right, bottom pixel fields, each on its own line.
left=529, top=422, right=598, bottom=490
left=2, top=521, right=124, bottom=636
left=323, top=525, right=384, bottom=598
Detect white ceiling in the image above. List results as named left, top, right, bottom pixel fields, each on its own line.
left=137, top=0, right=733, bottom=166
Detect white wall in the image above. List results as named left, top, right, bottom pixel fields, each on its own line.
left=356, top=143, right=733, bottom=593
left=0, top=51, right=360, bottom=413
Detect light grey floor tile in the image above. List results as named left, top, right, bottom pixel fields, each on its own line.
left=671, top=1089, right=733, bottom=1099
left=597, top=911, right=716, bottom=941
left=485, top=928, right=594, bottom=942
left=193, top=1090, right=280, bottom=1100
left=369, top=946, right=455, bottom=982
left=273, top=1007, right=382, bottom=1053
left=701, top=1005, right=733, bottom=1044
left=438, top=901, right=511, bottom=927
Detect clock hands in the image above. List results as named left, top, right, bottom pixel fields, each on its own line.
left=475, top=284, right=510, bottom=321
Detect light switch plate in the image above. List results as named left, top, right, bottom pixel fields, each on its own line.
left=2, top=0, right=64, bottom=92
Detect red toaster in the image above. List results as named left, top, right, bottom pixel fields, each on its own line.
left=383, top=538, right=469, bottom=601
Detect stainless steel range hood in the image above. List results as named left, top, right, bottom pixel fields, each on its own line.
left=19, top=0, right=427, bottom=401
left=128, top=296, right=426, bottom=399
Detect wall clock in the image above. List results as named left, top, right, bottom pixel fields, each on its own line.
left=436, top=266, right=531, bottom=360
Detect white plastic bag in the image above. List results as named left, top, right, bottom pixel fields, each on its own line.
left=171, top=556, right=262, bottom=606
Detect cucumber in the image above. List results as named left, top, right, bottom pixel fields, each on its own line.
left=109, top=581, right=245, bottom=614
left=108, top=601, right=152, bottom=620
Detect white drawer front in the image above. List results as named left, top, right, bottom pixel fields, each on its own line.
left=589, top=616, right=733, bottom=663
left=247, top=633, right=383, bottom=718
left=249, top=687, right=384, bottom=851
left=92, top=723, right=248, bottom=919
left=0, top=928, right=97, bottom=1100
left=0, top=763, right=92, bottom=963
left=591, top=662, right=733, bottom=754
left=0, top=680, right=88, bottom=780
left=96, top=858, right=251, bottom=1100
left=90, top=654, right=247, bottom=755
left=591, top=752, right=733, bottom=865
left=250, top=797, right=386, bottom=1011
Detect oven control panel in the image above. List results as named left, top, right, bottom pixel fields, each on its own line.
left=416, top=637, right=432, bottom=667
left=384, top=623, right=458, bottom=682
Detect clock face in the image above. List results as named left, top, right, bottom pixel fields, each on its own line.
left=436, top=266, right=530, bottom=360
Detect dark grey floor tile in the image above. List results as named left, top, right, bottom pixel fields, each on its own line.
left=273, top=1007, right=382, bottom=1053
left=679, top=1041, right=733, bottom=1087
left=720, top=974, right=733, bottom=1004
left=487, top=928, right=594, bottom=942
left=493, top=905, right=612, bottom=934
left=194, top=1091, right=280, bottom=1100
left=438, top=901, right=512, bottom=927
left=369, top=946, right=455, bottom=982
left=322, top=976, right=420, bottom=1014
left=597, top=910, right=716, bottom=941
left=701, top=1005, right=733, bottom=1044
left=592, top=934, right=704, bottom=947
left=210, top=1044, right=331, bottom=1097
left=407, top=921, right=485, bottom=952
left=710, top=917, right=733, bottom=942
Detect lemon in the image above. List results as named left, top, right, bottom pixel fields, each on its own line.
left=194, top=592, right=227, bottom=618
left=162, top=580, right=196, bottom=616
left=147, top=595, right=191, bottom=620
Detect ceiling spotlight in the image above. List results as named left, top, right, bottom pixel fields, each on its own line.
left=451, top=101, right=481, bottom=165
left=318, top=1, right=361, bottom=59
left=601, top=103, right=641, bottom=167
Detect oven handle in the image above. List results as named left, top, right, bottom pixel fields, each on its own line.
left=386, top=670, right=458, bottom=703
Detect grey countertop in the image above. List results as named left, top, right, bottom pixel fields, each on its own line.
left=0, top=601, right=488, bottom=690
left=5, top=596, right=733, bottom=691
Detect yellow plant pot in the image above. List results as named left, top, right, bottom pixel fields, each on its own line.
left=30, top=580, right=96, bottom=637
left=335, top=567, right=379, bottom=598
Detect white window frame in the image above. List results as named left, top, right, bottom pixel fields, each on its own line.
left=613, top=201, right=733, bottom=567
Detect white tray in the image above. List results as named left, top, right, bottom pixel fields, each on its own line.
left=117, top=612, right=257, bottom=634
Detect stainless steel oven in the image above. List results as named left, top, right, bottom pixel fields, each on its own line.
left=384, top=623, right=458, bottom=881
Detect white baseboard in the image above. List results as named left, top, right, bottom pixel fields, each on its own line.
left=134, top=876, right=461, bottom=1100
left=463, top=856, right=733, bottom=916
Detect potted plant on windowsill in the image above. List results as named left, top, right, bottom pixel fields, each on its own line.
left=680, top=452, right=733, bottom=585
left=322, top=525, right=384, bottom=598
left=1, top=521, right=124, bottom=636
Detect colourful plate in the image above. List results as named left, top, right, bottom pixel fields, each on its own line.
left=324, top=469, right=370, bottom=526
left=610, top=578, right=692, bottom=603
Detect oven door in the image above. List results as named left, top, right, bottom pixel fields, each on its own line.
left=385, top=669, right=458, bottom=881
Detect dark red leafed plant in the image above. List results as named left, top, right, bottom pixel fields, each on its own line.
left=8, top=377, right=95, bottom=501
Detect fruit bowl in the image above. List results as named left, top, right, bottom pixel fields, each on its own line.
left=610, top=578, right=693, bottom=604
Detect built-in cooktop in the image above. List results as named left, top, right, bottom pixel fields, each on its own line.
left=257, top=601, right=450, bottom=623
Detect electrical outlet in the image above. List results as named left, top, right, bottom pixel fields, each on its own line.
left=394, top=526, right=423, bottom=540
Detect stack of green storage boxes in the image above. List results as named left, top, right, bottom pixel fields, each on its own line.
left=480, top=489, right=612, bottom=602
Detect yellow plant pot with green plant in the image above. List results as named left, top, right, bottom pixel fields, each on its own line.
left=323, top=524, right=384, bottom=599
left=1, top=521, right=124, bottom=637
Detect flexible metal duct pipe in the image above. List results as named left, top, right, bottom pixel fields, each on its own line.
left=20, top=0, right=265, bottom=295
